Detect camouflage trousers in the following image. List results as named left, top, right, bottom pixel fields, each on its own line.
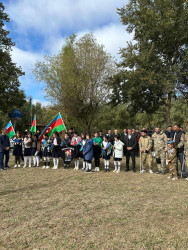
left=141, top=153, right=152, bottom=170
left=169, top=163, right=177, bottom=178
left=155, top=149, right=166, bottom=172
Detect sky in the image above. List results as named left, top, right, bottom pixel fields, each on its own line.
left=3, top=0, right=131, bottom=106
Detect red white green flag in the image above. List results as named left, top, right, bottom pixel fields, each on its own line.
left=30, top=115, right=36, bottom=133
left=39, top=113, right=66, bottom=141
left=5, top=121, right=16, bottom=138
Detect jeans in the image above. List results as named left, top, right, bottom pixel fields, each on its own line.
left=0, top=151, right=9, bottom=169
left=177, top=152, right=187, bottom=178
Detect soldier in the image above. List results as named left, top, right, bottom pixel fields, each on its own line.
left=152, top=127, right=168, bottom=174
left=139, top=130, right=153, bottom=173
left=181, top=123, right=188, bottom=178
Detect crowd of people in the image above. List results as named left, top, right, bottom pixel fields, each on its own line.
left=0, top=123, right=187, bottom=180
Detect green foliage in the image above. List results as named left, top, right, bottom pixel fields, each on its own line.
left=0, top=3, right=25, bottom=114
left=33, top=33, right=117, bottom=132
left=116, top=0, right=188, bottom=125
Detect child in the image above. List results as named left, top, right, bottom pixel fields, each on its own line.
left=83, top=134, right=93, bottom=173
left=71, top=131, right=81, bottom=170
left=101, top=135, right=112, bottom=172
left=52, top=131, right=61, bottom=169
left=61, top=132, right=71, bottom=169
left=13, top=131, right=22, bottom=168
left=23, top=132, right=32, bottom=168
left=31, top=134, right=40, bottom=167
left=113, top=135, right=124, bottom=173
left=41, top=133, right=52, bottom=169
left=167, top=141, right=178, bottom=180
left=80, top=133, right=86, bottom=171
left=92, top=132, right=102, bottom=171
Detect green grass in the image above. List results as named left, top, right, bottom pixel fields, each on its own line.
left=0, top=156, right=188, bottom=249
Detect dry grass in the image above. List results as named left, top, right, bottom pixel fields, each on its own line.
left=0, top=156, right=188, bottom=249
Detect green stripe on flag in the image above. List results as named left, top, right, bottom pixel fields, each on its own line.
left=48, top=124, right=66, bottom=137
left=7, top=130, right=15, bottom=139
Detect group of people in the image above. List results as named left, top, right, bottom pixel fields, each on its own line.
left=0, top=123, right=187, bottom=180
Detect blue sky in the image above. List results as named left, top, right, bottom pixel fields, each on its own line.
left=3, top=0, right=131, bottom=106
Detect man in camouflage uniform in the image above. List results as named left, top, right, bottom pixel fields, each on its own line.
left=139, top=130, right=153, bottom=173
left=181, top=123, right=188, bottom=178
left=152, top=127, right=168, bottom=174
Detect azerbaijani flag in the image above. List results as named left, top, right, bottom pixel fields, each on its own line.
left=30, top=115, right=36, bottom=133
left=39, top=113, right=66, bottom=141
left=27, top=98, right=32, bottom=111
left=5, top=121, right=16, bottom=138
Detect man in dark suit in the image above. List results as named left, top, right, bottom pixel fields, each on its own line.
left=0, top=128, right=10, bottom=170
left=124, top=128, right=137, bottom=172
left=121, top=128, right=127, bottom=156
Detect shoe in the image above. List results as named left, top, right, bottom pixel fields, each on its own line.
left=52, top=166, right=56, bottom=169
left=42, top=166, right=46, bottom=169
left=46, top=166, right=50, bottom=169
left=97, top=167, right=100, bottom=172
left=125, top=169, right=129, bottom=172
left=32, top=165, right=36, bottom=168
left=161, top=172, right=165, bottom=175
left=81, top=168, right=85, bottom=171
left=149, top=170, right=153, bottom=174
left=104, top=169, right=107, bottom=172
left=86, top=169, right=92, bottom=173
left=23, top=165, right=27, bottom=168
left=73, top=166, right=77, bottom=170
left=113, top=169, right=117, bottom=173
left=172, top=177, right=178, bottom=180
left=116, top=169, right=120, bottom=173
left=29, top=165, right=32, bottom=168
left=167, top=176, right=172, bottom=179
left=94, top=167, right=97, bottom=172
left=14, top=164, right=18, bottom=168
left=5, top=166, right=10, bottom=168
left=0, top=168, right=5, bottom=171
left=157, top=171, right=161, bottom=174
left=76, top=166, right=79, bottom=170
left=133, top=169, right=136, bottom=172
left=18, top=164, right=21, bottom=168
left=106, top=169, right=110, bottom=172
left=140, top=170, right=146, bottom=173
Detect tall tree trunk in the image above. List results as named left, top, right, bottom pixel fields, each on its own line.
left=165, top=93, right=172, bottom=126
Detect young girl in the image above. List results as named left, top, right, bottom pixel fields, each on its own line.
left=52, top=131, right=61, bottom=169
left=31, top=134, right=40, bottom=167
left=23, top=132, right=32, bottom=168
left=167, top=141, right=178, bottom=180
left=71, top=131, right=81, bottom=170
left=101, top=135, right=112, bottom=172
left=13, top=131, right=22, bottom=168
left=83, top=134, right=93, bottom=173
left=80, top=133, right=87, bottom=171
left=92, top=132, right=102, bottom=172
left=113, top=135, right=124, bottom=173
left=41, top=133, right=52, bottom=169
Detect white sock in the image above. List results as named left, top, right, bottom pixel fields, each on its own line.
left=43, top=157, right=47, bottom=162
left=83, top=161, right=86, bottom=169
left=86, top=163, right=88, bottom=170
left=118, top=161, right=121, bottom=170
left=77, top=160, right=79, bottom=169
left=33, top=156, right=36, bottom=166
left=114, top=161, right=117, bottom=170
left=53, top=158, right=56, bottom=167
left=29, top=157, right=32, bottom=167
left=104, top=160, right=107, bottom=168
left=106, top=160, right=109, bottom=169
left=88, top=163, right=92, bottom=170
left=74, top=160, right=77, bottom=168
left=36, top=156, right=39, bottom=166
left=56, top=158, right=59, bottom=167
left=24, top=156, right=27, bottom=166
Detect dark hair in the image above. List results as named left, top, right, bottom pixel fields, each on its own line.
left=27, top=132, right=32, bottom=137
left=65, top=132, right=69, bottom=136
left=74, top=131, right=78, bottom=135
left=174, top=124, right=180, bottom=128
left=86, top=133, right=91, bottom=138
left=44, top=133, right=48, bottom=137
left=53, top=131, right=59, bottom=137
left=114, top=135, right=120, bottom=140
left=69, top=128, right=73, bottom=130
left=33, top=133, right=38, bottom=138
left=104, top=135, right=109, bottom=140
left=168, top=125, right=172, bottom=128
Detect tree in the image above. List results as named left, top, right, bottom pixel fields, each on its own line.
left=117, top=0, right=188, bottom=125
left=0, top=2, right=25, bottom=114
left=33, top=33, right=116, bottom=131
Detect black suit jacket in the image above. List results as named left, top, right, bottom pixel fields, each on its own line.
left=124, top=135, right=137, bottom=149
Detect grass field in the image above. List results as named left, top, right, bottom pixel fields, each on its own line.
left=0, top=156, right=188, bottom=249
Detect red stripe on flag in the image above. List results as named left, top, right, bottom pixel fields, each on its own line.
left=50, top=118, right=63, bottom=129
left=7, top=126, right=13, bottom=134
left=32, top=120, right=36, bottom=126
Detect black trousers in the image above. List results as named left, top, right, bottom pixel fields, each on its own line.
left=126, top=150, right=136, bottom=171
left=94, top=157, right=100, bottom=167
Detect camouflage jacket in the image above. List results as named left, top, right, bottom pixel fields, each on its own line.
left=180, top=131, right=188, bottom=153
left=139, top=136, right=153, bottom=152
left=152, top=131, right=167, bottom=151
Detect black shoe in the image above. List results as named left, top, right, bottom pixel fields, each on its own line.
left=5, top=166, right=10, bottom=168
left=161, top=172, right=165, bottom=175
left=125, top=169, right=129, bottom=172
left=133, top=170, right=136, bottom=172
left=86, top=169, right=92, bottom=173
left=104, top=169, right=107, bottom=172
left=0, top=168, right=6, bottom=171
left=106, top=169, right=110, bottom=172
left=157, top=171, right=161, bottom=174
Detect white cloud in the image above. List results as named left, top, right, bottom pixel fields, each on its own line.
left=6, top=0, right=127, bottom=34
left=32, top=99, right=50, bottom=107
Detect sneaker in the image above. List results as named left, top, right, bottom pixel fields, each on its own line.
left=116, top=169, right=120, bottom=173
left=52, top=166, right=57, bottom=169
left=167, top=176, right=172, bottom=179
left=46, top=166, right=50, bottom=169
left=42, top=166, right=46, bottom=169
left=18, top=164, right=21, bottom=168
left=73, top=166, right=77, bottom=170
left=113, top=169, right=117, bottom=173
left=81, top=168, right=85, bottom=171
left=140, top=170, right=146, bottom=173
left=172, top=177, right=178, bottom=180
left=161, top=172, right=165, bottom=175
left=23, top=165, right=27, bottom=168
left=29, top=165, right=32, bottom=168
left=104, top=169, right=107, bottom=172
left=94, top=167, right=97, bottom=172
left=149, top=169, right=153, bottom=174
left=97, top=167, right=100, bottom=172
left=0, top=168, right=6, bottom=171
left=157, top=171, right=161, bottom=174
left=86, top=169, right=92, bottom=173
left=76, top=166, right=79, bottom=170
left=32, top=165, right=36, bottom=168
left=14, top=164, right=17, bottom=168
